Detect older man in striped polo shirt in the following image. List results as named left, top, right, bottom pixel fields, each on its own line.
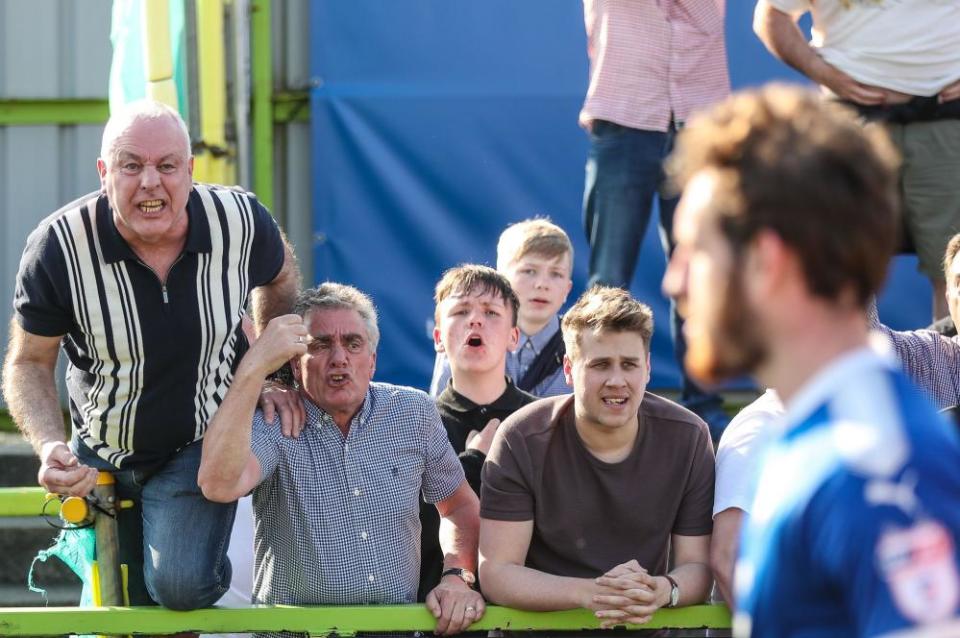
left=3, top=100, right=298, bottom=609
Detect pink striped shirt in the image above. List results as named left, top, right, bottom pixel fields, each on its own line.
left=580, top=0, right=731, bottom=132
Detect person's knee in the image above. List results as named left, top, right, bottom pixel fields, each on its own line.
left=146, top=558, right=231, bottom=610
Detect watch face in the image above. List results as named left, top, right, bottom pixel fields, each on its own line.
left=670, top=584, right=680, bottom=607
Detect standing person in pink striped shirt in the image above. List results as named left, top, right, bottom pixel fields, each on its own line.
left=580, top=0, right=732, bottom=439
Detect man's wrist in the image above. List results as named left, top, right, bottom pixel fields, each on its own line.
left=658, top=575, right=678, bottom=608
left=38, top=439, right=68, bottom=459
left=440, top=567, right=476, bottom=589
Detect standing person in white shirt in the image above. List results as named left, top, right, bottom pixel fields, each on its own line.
left=754, top=0, right=960, bottom=320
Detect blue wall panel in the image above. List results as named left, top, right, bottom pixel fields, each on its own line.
left=309, top=1, right=931, bottom=391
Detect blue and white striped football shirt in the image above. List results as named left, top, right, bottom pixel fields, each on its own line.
left=736, top=348, right=960, bottom=637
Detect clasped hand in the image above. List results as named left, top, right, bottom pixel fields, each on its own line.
left=589, top=559, right=667, bottom=628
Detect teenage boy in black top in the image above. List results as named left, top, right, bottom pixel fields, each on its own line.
left=419, top=265, right=537, bottom=598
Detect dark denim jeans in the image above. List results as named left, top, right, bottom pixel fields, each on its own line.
left=582, top=120, right=726, bottom=431
left=71, top=439, right=236, bottom=609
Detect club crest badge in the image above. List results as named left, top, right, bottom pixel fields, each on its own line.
left=876, top=520, right=960, bottom=623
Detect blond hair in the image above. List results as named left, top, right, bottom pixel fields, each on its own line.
left=496, top=218, right=573, bottom=273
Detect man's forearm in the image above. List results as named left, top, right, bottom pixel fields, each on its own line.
left=438, top=483, right=481, bottom=572
left=251, top=241, right=300, bottom=334
left=3, top=356, right=67, bottom=454
left=480, top=562, right=597, bottom=610
left=754, top=3, right=826, bottom=82
left=197, top=363, right=264, bottom=501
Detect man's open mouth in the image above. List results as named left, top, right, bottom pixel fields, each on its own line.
left=602, top=397, right=628, bottom=406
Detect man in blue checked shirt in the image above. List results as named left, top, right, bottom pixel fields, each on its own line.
left=663, top=85, right=960, bottom=637
left=198, top=283, right=484, bottom=636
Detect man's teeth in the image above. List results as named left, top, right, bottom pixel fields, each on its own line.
left=139, top=200, right=163, bottom=212
left=603, top=398, right=627, bottom=405
left=331, top=374, right=346, bottom=382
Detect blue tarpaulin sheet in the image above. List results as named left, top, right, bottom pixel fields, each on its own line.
left=308, top=2, right=931, bottom=391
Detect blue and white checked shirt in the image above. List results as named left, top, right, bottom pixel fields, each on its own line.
left=430, top=315, right=570, bottom=398
left=868, top=303, right=960, bottom=409
left=249, top=382, right=465, bottom=607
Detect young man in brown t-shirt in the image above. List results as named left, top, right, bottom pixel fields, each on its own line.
left=479, top=286, right=714, bottom=627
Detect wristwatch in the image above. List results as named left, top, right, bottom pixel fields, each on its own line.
left=441, top=567, right=477, bottom=587
left=664, top=574, right=680, bottom=608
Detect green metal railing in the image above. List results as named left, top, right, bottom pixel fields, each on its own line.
left=0, top=604, right=731, bottom=636
left=0, top=486, right=731, bottom=635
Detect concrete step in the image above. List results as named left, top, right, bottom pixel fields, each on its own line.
left=0, top=433, right=38, bottom=489
left=1, top=434, right=83, bottom=606
left=0, top=517, right=83, bottom=605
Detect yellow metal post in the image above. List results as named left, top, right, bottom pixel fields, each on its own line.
left=91, top=472, right=124, bottom=607
left=140, top=0, right=179, bottom=107
left=194, top=0, right=234, bottom=184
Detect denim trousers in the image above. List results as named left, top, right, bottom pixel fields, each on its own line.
left=71, top=439, right=236, bottom=609
left=582, top=119, right=724, bottom=415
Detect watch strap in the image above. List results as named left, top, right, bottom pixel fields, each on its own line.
left=664, top=574, right=680, bottom=608
left=441, top=567, right=476, bottom=587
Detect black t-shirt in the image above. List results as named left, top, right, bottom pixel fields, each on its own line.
left=417, top=378, right=536, bottom=599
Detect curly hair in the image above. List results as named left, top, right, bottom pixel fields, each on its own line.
left=668, top=84, right=901, bottom=307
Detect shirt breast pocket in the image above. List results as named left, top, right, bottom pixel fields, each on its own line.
left=376, top=452, right=425, bottom=517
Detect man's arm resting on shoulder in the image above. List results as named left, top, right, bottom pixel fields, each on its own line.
left=198, top=315, right=307, bottom=502
left=250, top=238, right=300, bottom=335
left=479, top=517, right=606, bottom=611
left=753, top=1, right=885, bottom=105
left=250, top=239, right=305, bottom=436
left=2, top=320, right=97, bottom=496
left=710, top=508, right=744, bottom=607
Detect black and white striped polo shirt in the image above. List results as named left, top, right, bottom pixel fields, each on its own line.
left=14, top=184, right=285, bottom=470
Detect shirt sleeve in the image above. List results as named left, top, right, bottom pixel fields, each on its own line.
left=479, top=420, right=536, bottom=521
left=672, top=423, right=716, bottom=536
left=246, top=196, right=285, bottom=288
left=714, top=406, right=778, bottom=516
left=420, top=399, right=466, bottom=504
left=250, top=410, right=281, bottom=487
left=765, top=0, right=812, bottom=16
left=429, top=352, right=452, bottom=398
left=14, top=223, right=74, bottom=337
left=873, top=323, right=960, bottom=409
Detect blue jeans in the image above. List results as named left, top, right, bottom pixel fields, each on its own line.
left=71, top=439, right=236, bottom=610
left=583, top=120, right=725, bottom=419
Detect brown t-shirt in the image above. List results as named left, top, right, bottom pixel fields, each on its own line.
left=481, top=392, right=715, bottom=578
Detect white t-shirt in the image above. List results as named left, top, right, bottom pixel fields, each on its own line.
left=767, top=0, right=960, bottom=96
left=713, top=389, right=784, bottom=517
